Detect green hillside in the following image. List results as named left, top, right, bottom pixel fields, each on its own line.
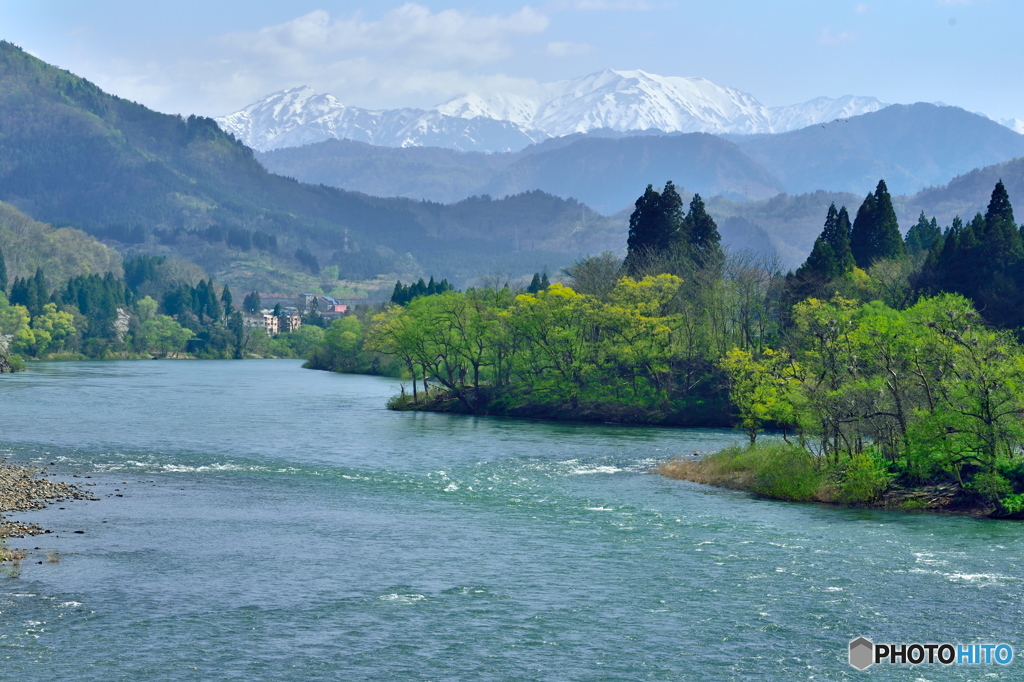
left=0, top=42, right=616, bottom=289
left=0, top=201, right=122, bottom=285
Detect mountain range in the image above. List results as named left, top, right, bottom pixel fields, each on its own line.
left=0, top=41, right=621, bottom=291
left=217, top=70, right=888, bottom=153
left=259, top=103, right=1024, bottom=212
left=2, top=41, right=1023, bottom=290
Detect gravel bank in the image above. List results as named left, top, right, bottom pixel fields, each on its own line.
left=1, top=459, right=86, bottom=545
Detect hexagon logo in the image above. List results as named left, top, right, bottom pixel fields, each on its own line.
left=849, top=637, right=874, bottom=670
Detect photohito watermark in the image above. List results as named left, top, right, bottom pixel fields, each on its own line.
left=849, top=637, right=1013, bottom=670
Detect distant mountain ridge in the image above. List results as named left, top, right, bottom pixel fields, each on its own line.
left=258, top=103, right=1024, bottom=212
left=217, top=69, right=887, bottom=152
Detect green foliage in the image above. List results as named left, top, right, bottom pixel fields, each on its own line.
left=904, top=211, right=941, bottom=257
left=919, top=180, right=1024, bottom=327
left=624, top=183, right=723, bottom=277
left=850, top=180, right=906, bottom=267
left=0, top=43, right=624, bottom=290
left=837, top=452, right=891, bottom=504
left=390, top=276, right=454, bottom=306
left=702, top=442, right=824, bottom=503
left=751, top=444, right=823, bottom=502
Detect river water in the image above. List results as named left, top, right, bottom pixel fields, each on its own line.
left=0, top=360, right=1021, bottom=680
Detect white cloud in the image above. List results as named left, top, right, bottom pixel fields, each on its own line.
left=86, top=4, right=552, bottom=116
left=818, top=26, right=856, bottom=46
left=219, top=5, right=549, bottom=67
left=854, top=4, right=869, bottom=14
left=546, top=41, right=592, bottom=57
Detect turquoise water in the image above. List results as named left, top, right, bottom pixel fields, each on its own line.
left=0, top=360, right=1021, bottom=680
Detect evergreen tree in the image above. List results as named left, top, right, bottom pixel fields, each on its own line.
left=0, top=246, right=6, bottom=295
left=795, top=203, right=854, bottom=283
left=905, top=211, right=942, bottom=256
left=540, top=271, right=550, bottom=289
left=684, top=193, right=723, bottom=268
left=391, top=281, right=407, bottom=305
left=981, top=179, right=1022, bottom=270
left=527, top=273, right=542, bottom=294
left=850, top=180, right=906, bottom=267
left=624, top=182, right=685, bottom=274
left=243, top=290, right=261, bottom=314
left=221, top=284, right=234, bottom=316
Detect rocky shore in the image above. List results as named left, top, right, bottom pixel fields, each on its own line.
left=1, top=460, right=86, bottom=560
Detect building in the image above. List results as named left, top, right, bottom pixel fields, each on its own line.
left=259, top=309, right=302, bottom=335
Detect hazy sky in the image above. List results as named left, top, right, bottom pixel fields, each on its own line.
left=1, top=1, right=1020, bottom=121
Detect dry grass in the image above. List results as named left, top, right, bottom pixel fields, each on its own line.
left=657, top=456, right=756, bottom=490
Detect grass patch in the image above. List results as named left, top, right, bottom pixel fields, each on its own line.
left=658, top=441, right=827, bottom=502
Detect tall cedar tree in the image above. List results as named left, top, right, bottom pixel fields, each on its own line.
left=796, top=203, right=854, bottom=283
left=683, top=193, right=723, bottom=268
left=624, top=182, right=685, bottom=274
left=905, top=211, right=941, bottom=257
left=221, top=284, right=234, bottom=316
left=0, top=246, right=6, bottom=295
left=921, top=182, right=1022, bottom=327
left=981, top=179, right=1022, bottom=270
left=850, top=180, right=906, bottom=267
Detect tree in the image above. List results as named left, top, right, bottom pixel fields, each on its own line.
left=795, top=203, right=855, bottom=283
left=624, top=182, right=685, bottom=274
left=904, top=212, right=941, bottom=257
left=562, top=252, right=622, bottom=300
left=243, top=291, right=261, bottom=314
left=850, top=180, right=906, bottom=267
left=981, top=178, right=1022, bottom=270
left=684, top=193, right=723, bottom=269
left=720, top=347, right=798, bottom=444
left=527, top=273, right=543, bottom=294
left=220, top=284, right=234, bottom=316
left=0, top=246, right=6, bottom=295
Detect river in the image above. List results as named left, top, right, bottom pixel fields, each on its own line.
left=1, top=360, right=1021, bottom=680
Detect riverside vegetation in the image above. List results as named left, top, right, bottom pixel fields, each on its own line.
left=0, top=251, right=324, bottom=370
left=306, top=179, right=1024, bottom=517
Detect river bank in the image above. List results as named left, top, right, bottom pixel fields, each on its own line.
left=657, top=444, right=1006, bottom=518
left=0, top=460, right=86, bottom=561
left=386, top=389, right=733, bottom=428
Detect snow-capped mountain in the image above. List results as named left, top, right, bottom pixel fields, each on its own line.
left=998, top=117, right=1024, bottom=135
left=217, top=86, right=546, bottom=152
left=437, top=69, right=778, bottom=137
left=217, top=70, right=891, bottom=152
left=766, top=95, right=887, bottom=132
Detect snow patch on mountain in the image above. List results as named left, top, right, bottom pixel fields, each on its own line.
left=766, top=95, right=887, bottom=132
left=217, top=71, right=900, bottom=152
left=217, top=86, right=545, bottom=152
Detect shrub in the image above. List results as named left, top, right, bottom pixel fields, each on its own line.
left=749, top=442, right=823, bottom=502
left=837, top=452, right=891, bottom=504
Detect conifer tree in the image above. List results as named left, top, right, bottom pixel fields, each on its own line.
left=221, top=284, right=234, bottom=316
left=850, top=180, right=906, bottom=267
left=527, top=273, right=542, bottom=294
left=795, top=203, right=854, bottom=282
left=905, top=211, right=941, bottom=256
left=684, top=193, right=723, bottom=268
left=624, top=181, right=685, bottom=274
left=391, top=281, right=406, bottom=305
left=981, top=179, right=1021, bottom=269
left=0, top=246, right=6, bottom=296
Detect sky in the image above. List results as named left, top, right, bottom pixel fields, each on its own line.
left=0, top=0, right=1021, bottom=121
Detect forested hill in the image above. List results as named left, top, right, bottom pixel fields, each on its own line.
left=0, top=201, right=123, bottom=282
left=0, top=42, right=617, bottom=289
